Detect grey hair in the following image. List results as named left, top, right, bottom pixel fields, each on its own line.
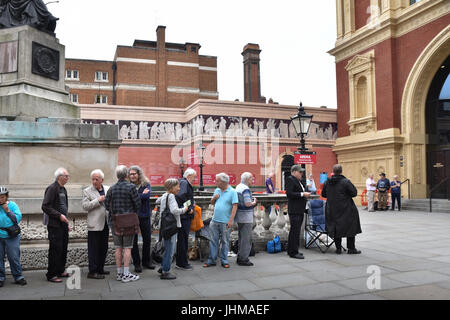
left=164, top=178, right=179, bottom=191
left=90, top=169, right=104, bottom=179
left=128, top=165, right=150, bottom=187
left=54, top=167, right=68, bottom=179
left=115, top=165, right=128, bottom=180
left=183, top=168, right=197, bottom=179
left=216, top=172, right=230, bottom=183
left=240, top=172, right=253, bottom=184
left=333, top=164, right=343, bottom=175
left=291, top=165, right=304, bottom=174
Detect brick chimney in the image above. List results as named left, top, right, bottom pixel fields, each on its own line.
left=156, top=26, right=167, bottom=107
left=156, top=25, right=166, bottom=50
left=242, top=43, right=262, bottom=103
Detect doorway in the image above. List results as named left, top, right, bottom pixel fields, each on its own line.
left=426, top=55, right=450, bottom=199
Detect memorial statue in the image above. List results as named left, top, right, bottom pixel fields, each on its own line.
left=0, top=0, right=58, bottom=35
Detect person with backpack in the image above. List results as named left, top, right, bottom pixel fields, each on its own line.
left=155, top=179, right=189, bottom=280
left=0, top=187, right=27, bottom=287
left=235, top=172, right=257, bottom=266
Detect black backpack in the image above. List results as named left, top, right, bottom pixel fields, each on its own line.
left=160, top=195, right=178, bottom=240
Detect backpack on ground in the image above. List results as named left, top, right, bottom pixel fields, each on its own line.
left=266, top=235, right=282, bottom=253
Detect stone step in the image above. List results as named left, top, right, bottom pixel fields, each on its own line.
left=402, top=199, right=450, bottom=213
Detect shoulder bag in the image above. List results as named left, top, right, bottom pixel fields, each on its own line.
left=0, top=209, right=21, bottom=238
left=110, top=195, right=140, bottom=236
left=160, top=195, right=178, bottom=240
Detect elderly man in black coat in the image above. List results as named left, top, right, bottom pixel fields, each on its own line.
left=321, top=164, right=362, bottom=254
left=285, top=165, right=311, bottom=259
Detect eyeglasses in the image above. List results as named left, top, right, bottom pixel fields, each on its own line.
left=129, top=173, right=138, bottom=176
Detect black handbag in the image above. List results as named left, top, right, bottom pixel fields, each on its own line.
left=160, top=195, right=178, bottom=240
left=0, top=210, right=21, bottom=238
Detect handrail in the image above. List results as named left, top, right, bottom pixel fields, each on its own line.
left=429, top=177, right=449, bottom=212
left=401, top=179, right=410, bottom=200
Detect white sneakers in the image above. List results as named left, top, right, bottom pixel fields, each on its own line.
left=117, top=273, right=140, bottom=283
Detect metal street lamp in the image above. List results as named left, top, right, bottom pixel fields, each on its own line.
left=290, top=102, right=313, bottom=185
left=179, top=158, right=185, bottom=178
left=198, top=142, right=206, bottom=191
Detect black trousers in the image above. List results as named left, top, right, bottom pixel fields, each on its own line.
left=46, top=225, right=69, bottom=280
left=132, top=216, right=153, bottom=267
left=176, top=218, right=192, bottom=267
left=287, top=214, right=304, bottom=256
left=335, top=237, right=356, bottom=250
left=391, top=193, right=401, bottom=210
left=87, top=222, right=109, bottom=274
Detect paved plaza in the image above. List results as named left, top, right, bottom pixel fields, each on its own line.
left=1, top=208, right=450, bottom=300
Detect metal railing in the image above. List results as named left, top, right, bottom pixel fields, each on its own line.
left=401, top=178, right=410, bottom=200
left=429, top=177, right=449, bottom=212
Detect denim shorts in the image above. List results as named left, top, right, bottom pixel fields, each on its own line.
left=112, top=234, right=135, bottom=249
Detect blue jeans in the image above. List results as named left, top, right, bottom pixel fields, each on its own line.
left=161, top=233, right=177, bottom=273
left=207, top=220, right=231, bottom=265
left=0, top=235, right=24, bottom=281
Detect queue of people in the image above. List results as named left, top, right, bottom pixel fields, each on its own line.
left=0, top=163, right=367, bottom=287
left=365, top=173, right=402, bottom=212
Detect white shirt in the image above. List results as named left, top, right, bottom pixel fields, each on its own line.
left=366, top=178, right=376, bottom=191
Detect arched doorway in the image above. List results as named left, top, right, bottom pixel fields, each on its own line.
left=281, top=155, right=294, bottom=190
left=401, top=25, right=450, bottom=199
left=426, top=55, right=450, bottom=199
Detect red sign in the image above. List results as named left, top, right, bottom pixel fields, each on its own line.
left=150, top=175, right=165, bottom=185
left=294, top=154, right=317, bottom=165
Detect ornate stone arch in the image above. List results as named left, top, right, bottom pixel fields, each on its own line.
left=401, top=25, right=450, bottom=198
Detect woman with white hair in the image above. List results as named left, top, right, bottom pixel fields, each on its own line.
left=306, top=173, right=317, bottom=195
left=82, top=169, right=110, bottom=279
left=174, top=168, right=196, bottom=270
left=235, top=172, right=257, bottom=266
left=155, top=179, right=189, bottom=280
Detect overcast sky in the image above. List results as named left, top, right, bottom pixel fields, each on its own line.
left=51, top=0, right=338, bottom=108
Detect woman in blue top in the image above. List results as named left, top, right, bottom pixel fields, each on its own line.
left=0, top=187, right=27, bottom=287
left=128, top=166, right=155, bottom=273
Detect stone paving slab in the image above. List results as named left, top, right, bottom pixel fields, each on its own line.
left=248, top=273, right=317, bottom=290
left=240, top=289, right=297, bottom=300
left=283, top=282, right=358, bottom=300
left=384, top=270, right=450, bottom=286
left=191, top=279, right=261, bottom=297
left=374, top=285, right=450, bottom=300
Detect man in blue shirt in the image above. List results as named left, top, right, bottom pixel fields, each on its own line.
left=390, top=175, right=401, bottom=211
left=376, top=173, right=390, bottom=210
left=203, top=173, right=238, bottom=269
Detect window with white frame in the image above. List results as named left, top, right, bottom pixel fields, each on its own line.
left=66, top=69, right=79, bottom=80
left=95, top=95, right=108, bottom=104
left=70, top=93, right=78, bottom=103
left=95, top=71, right=108, bottom=82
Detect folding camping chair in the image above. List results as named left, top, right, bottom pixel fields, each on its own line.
left=194, top=218, right=212, bottom=262
left=304, top=199, right=335, bottom=253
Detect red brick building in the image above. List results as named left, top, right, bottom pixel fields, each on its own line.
left=67, top=27, right=338, bottom=190
left=65, top=26, right=218, bottom=108
left=329, top=0, right=449, bottom=198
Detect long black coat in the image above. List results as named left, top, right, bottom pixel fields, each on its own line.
left=321, top=175, right=362, bottom=238
left=285, top=175, right=308, bottom=215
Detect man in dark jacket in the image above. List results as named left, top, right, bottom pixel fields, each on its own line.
left=376, top=173, right=390, bottom=211
left=175, top=168, right=196, bottom=270
left=42, top=167, right=71, bottom=283
left=285, top=165, right=311, bottom=259
left=321, top=164, right=362, bottom=254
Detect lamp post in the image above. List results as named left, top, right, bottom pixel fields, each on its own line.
left=290, top=102, right=313, bottom=185
left=198, top=142, right=206, bottom=191
left=179, top=158, right=185, bottom=178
